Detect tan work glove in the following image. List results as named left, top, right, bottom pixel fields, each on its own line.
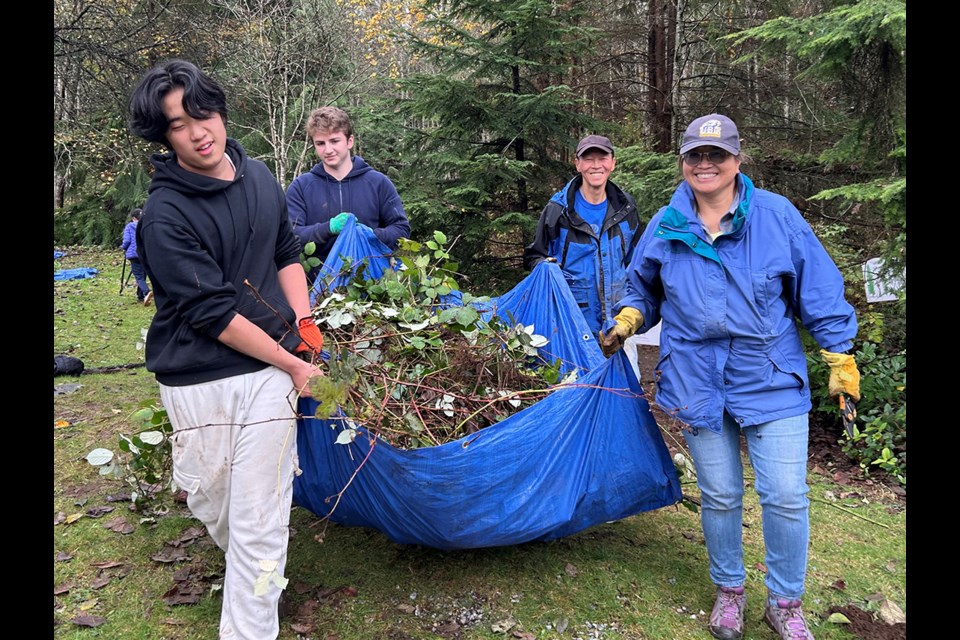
left=819, top=349, right=861, bottom=401
left=599, top=307, right=644, bottom=358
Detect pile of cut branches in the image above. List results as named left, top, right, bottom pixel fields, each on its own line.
left=307, top=233, right=573, bottom=449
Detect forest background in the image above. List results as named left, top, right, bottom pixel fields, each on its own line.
left=53, top=0, right=906, bottom=484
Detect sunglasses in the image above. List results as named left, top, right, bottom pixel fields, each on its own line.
left=682, top=149, right=731, bottom=166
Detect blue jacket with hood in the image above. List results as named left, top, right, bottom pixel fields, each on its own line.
left=617, top=173, right=857, bottom=433
left=121, top=220, right=139, bottom=260
left=523, top=176, right=642, bottom=336
left=286, top=155, right=410, bottom=271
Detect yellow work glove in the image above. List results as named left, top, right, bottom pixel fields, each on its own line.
left=819, top=349, right=861, bottom=401
left=599, top=307, right=644, bottom=358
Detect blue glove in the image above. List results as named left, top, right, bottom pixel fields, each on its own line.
left=329, top=212, right=353, bottom=234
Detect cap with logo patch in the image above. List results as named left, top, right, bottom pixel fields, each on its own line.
left=679, top=114, right=740, bottom=155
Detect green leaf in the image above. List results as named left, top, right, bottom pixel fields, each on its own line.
left=130, top=408, right=153, bottom=424
left=826, top=612, right=851, bottom=624
left=335, top=428, right=357, bottom=445
left=86, top=448, right=114, bottom=466
left=433, top=230, right=447, bottom=244
left=139, top=431, right=164, bottom=446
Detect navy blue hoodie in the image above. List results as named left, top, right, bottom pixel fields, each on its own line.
left=137, top=139, right=303, bottom=386
left=285, top=155, right=410, bottom=268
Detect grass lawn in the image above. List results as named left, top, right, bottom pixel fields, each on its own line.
left=53, top=246, right=906, bottom=639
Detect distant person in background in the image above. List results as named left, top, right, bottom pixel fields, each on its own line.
left=121, top=208, right=153, bottom=306
left=286, top=106, right=410, bottom=282
left=600, top=113, right=861, bottom=640
left=523, top=134, right=644, bottom=377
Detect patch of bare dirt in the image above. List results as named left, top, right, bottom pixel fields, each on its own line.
left=823, top=604, right=906, bottom=640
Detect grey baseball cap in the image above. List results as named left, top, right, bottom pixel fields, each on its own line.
left=679, top=114, right=740, bottom=155
left=576, top=134, right=614, bottom=157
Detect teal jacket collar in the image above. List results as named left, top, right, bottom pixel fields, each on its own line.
left=655, top=174, right=754, bottom=264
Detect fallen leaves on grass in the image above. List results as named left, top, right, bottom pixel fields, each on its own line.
left=169, top=526, right=206, bottom=546
left=70, top=614, right=106, bottom=628
left=162, top=582, right=204, bottom=606
left=151, top=545, right=189, bottom=563
left=102, top=516, right=135, bottom=534
left=90, top=575, right=111, bottom=590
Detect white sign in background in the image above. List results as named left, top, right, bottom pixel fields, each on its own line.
left=862, top=257, right=905, bottom=303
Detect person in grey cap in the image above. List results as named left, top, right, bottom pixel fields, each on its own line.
left=599, top=114, right=861, bottom=640
left=523, top=133, right=644, bottom=375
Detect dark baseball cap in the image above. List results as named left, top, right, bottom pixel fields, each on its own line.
left=679, top=114, right=740, bottom=155
left=576, top=134, right=614, bottom=157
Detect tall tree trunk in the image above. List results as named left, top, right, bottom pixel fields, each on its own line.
left=647, top=0, right=675, bottom=152
left=512, top=62, right=528, bottom=212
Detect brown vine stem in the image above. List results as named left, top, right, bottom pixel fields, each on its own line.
left=809, top=496, right=890, bottom=528
left=309, top=431, right=379, bottom=535
left=455, top=387, right=557, bottom=447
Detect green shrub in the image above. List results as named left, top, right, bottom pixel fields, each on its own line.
left=806, top=339, right=906, bottom=486
left=86, top=401, right=176, bottom=510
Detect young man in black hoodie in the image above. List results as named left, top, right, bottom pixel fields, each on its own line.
left=128, top=59, right=324, bottom=640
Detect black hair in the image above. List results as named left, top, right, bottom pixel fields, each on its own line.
left=128, top=59, right=228, bottom=145
left=130, top=208, right=143, bottom=220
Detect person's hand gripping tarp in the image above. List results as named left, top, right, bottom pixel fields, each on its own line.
left=329, top=212, right=354, bottom=234
left=819, top=349, right=861, bottom=438
left=599, top=307, right=644, bottom=357
left=295, top=316, right=325, bottom=361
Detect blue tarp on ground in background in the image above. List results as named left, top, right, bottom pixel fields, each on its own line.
left=54, top=267, right=98, bottom=281
left=293, top=350, right=682, bottom=550
left=54, top=251, right=65, bottom=260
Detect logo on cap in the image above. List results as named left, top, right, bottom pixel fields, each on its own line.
left=698, top=119, right=724, bottom=139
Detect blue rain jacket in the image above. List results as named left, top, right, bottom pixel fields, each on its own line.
left=617, top=173, right=857, bottom=433
left=523, top=176, right=641, bottom=335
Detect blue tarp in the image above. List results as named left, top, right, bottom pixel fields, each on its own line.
left=54, top=267, right=98, bottom=281
left=475, top=261, right=605, bottom=375
left=292, top=222, right=682, bottom=549
left=308, top=216, right=396, bottom=305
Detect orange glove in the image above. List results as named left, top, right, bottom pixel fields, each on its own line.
left=294, top=317, right=324, bottom=355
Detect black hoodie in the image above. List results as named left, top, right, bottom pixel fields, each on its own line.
left=137, top=139, right=303, bottom=386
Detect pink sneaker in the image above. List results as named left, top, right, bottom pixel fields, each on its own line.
left=708, top=586, right=745, bottom=640
left=764, top=598, right=815, bottom=639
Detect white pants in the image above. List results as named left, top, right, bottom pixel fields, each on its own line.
left=160, top=366, right=299, bottom=640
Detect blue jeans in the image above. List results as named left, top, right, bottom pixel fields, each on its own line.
left=129, top=258, right=150, bottom=301
left=682, top=412, right=810, bottom=600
